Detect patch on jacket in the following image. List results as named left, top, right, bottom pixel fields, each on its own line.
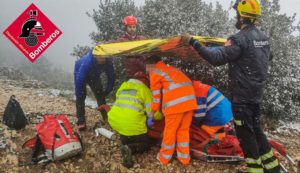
left=253, top=40, right=269, bottom=48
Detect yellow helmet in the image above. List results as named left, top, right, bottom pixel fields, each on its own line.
left=233, top=0, right=261, bottom=19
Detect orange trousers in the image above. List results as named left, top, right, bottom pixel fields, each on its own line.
left=157, top=111, right=193, bottom=165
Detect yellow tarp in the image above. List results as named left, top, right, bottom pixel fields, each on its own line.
left=93, top=36, right=226, bottom=59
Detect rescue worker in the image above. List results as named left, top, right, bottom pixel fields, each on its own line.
left=192, top=81, right=232, bottom=140
left=146, top=56, right=197, bottom=166
left=116, top=16, right=147, bottom=79
left=181, top=0, right=280, bottom=172
left=108, top=60, right=153, bottom=168
left=74, top=50, right=115, bottom=130
left=117, top=16, right=146, bottom=42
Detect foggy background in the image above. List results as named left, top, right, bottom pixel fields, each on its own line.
left=0, top=0, right=299, bottom=72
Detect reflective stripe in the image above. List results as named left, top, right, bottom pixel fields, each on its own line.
left=247, top=167, right=264, bottom=173
left=162, top=95, right=195, bottom=108
left=260, top=150, right=273, bottom=161
left=119, top=90, right=137, bottom=96
left=169, top=82, right=191, bottom=90
left=177, top=152, right=189, bottom=159
left=153, top=69, right=172, bottom=82
left=153, top=98, right=161, bottom=103
left=246, top=158, right=262, bottom=165
left=161, top=153, right=172, bottom=159
left=161, top=143, right=175, bottom=150
left=144, top=103, right=152, bottom=117
left=207, top=90, right=219, bottom=103
left=234, top=119, right=242, bottom=126
left=114, top=103, right=141, bottom=112
left=163, top=82, right=192, bottom=93
left=117, top=96, right=142, bottom=105
left=197, top=104, right=206, bottom=109
left=153, top=69, right=192, bottom=94
left=145, top=103, right=151, bottom=108
left=177, top=142, right=189, bottom=147
left=207, top=95, right=224, bottom=111
left=194, top=112, right=206, bottom=118
left=264, top=159, right=279, bottom=170
left=152, top=90, right=161, bottom=95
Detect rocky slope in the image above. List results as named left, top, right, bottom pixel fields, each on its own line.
left=0, top=67, right=299, bottom=173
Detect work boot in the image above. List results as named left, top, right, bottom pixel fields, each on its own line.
left=156, top=153, right=163, bottom=165
left=120, top=145, right=133, bottom=168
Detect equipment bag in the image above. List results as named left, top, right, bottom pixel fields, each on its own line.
left=3, top=95, right=28, bottom=130
left=23, top=114, right=82, bottom=163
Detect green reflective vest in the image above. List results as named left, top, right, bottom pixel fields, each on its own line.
left=108, top=79, right=152, bottom=136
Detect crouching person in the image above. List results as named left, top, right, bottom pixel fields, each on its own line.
left=146, top=56, right=197, bottom=166
left=192, top=81, right=233, bottom=140
left=108, top=68, right=153, bottom=168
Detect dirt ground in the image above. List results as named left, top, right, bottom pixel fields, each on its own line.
left=0, top=79, right=299, bottom=173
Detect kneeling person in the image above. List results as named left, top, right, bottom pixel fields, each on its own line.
left=192, top=81, right=233, bottom=140
left=108, top=71, right=152, bottom=168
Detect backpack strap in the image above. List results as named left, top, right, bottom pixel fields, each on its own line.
left=52, top=133, right=59, bottom=161
left=31, top=135, right=50, bottom=165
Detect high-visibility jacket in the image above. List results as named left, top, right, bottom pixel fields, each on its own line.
left=150, top=61, right=197, bottom=115
left=108, top=79, right=152, bottom=136
left=193, top=81, right=232, bottom=126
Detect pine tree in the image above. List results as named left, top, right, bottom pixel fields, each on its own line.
left=71, top=0, right=300, bottom=121
left=259, top=0, right=300, bottom=120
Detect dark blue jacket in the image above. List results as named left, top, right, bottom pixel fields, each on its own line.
left=74, top=50, right=115, bottom=98
left=190, top=24, right=271, bottom=104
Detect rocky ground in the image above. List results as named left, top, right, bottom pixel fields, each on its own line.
left=0, top=67, right=299, bottom=173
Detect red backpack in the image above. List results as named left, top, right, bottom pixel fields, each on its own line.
left=23, top=114, right=83, bottom=164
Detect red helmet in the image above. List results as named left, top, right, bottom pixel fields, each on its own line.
left=123, top=16, right=137, bottom=26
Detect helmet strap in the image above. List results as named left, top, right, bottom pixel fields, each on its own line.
left=235, top=13, right=256, bottom=29
left=235, top=14, right=243, bottom=29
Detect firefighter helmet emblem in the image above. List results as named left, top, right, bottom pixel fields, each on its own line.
left=19, top=10, right=44, bottom=46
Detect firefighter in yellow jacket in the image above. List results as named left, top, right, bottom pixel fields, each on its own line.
left=108, top=62, right=153, bottom=168
left=146, top=56, right=197, bottom=165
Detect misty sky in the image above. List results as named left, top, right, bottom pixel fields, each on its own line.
left=1, top=0, right=299, bottom=72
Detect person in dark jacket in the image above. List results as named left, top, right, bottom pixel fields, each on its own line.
left=74, top=50, right=115, bottom=130
left=181, top=0, right=280, bottom=172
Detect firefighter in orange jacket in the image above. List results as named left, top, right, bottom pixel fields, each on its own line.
left=146, top=56, right=197, bottom=165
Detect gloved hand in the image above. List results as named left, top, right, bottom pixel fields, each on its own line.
left=147, top=117, right=154, bottom=127
left=153, top=111, right=163, bottom=121
left=97, top=104, right=111, bottom=112
left=180, top=33, right=193, bottom=46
